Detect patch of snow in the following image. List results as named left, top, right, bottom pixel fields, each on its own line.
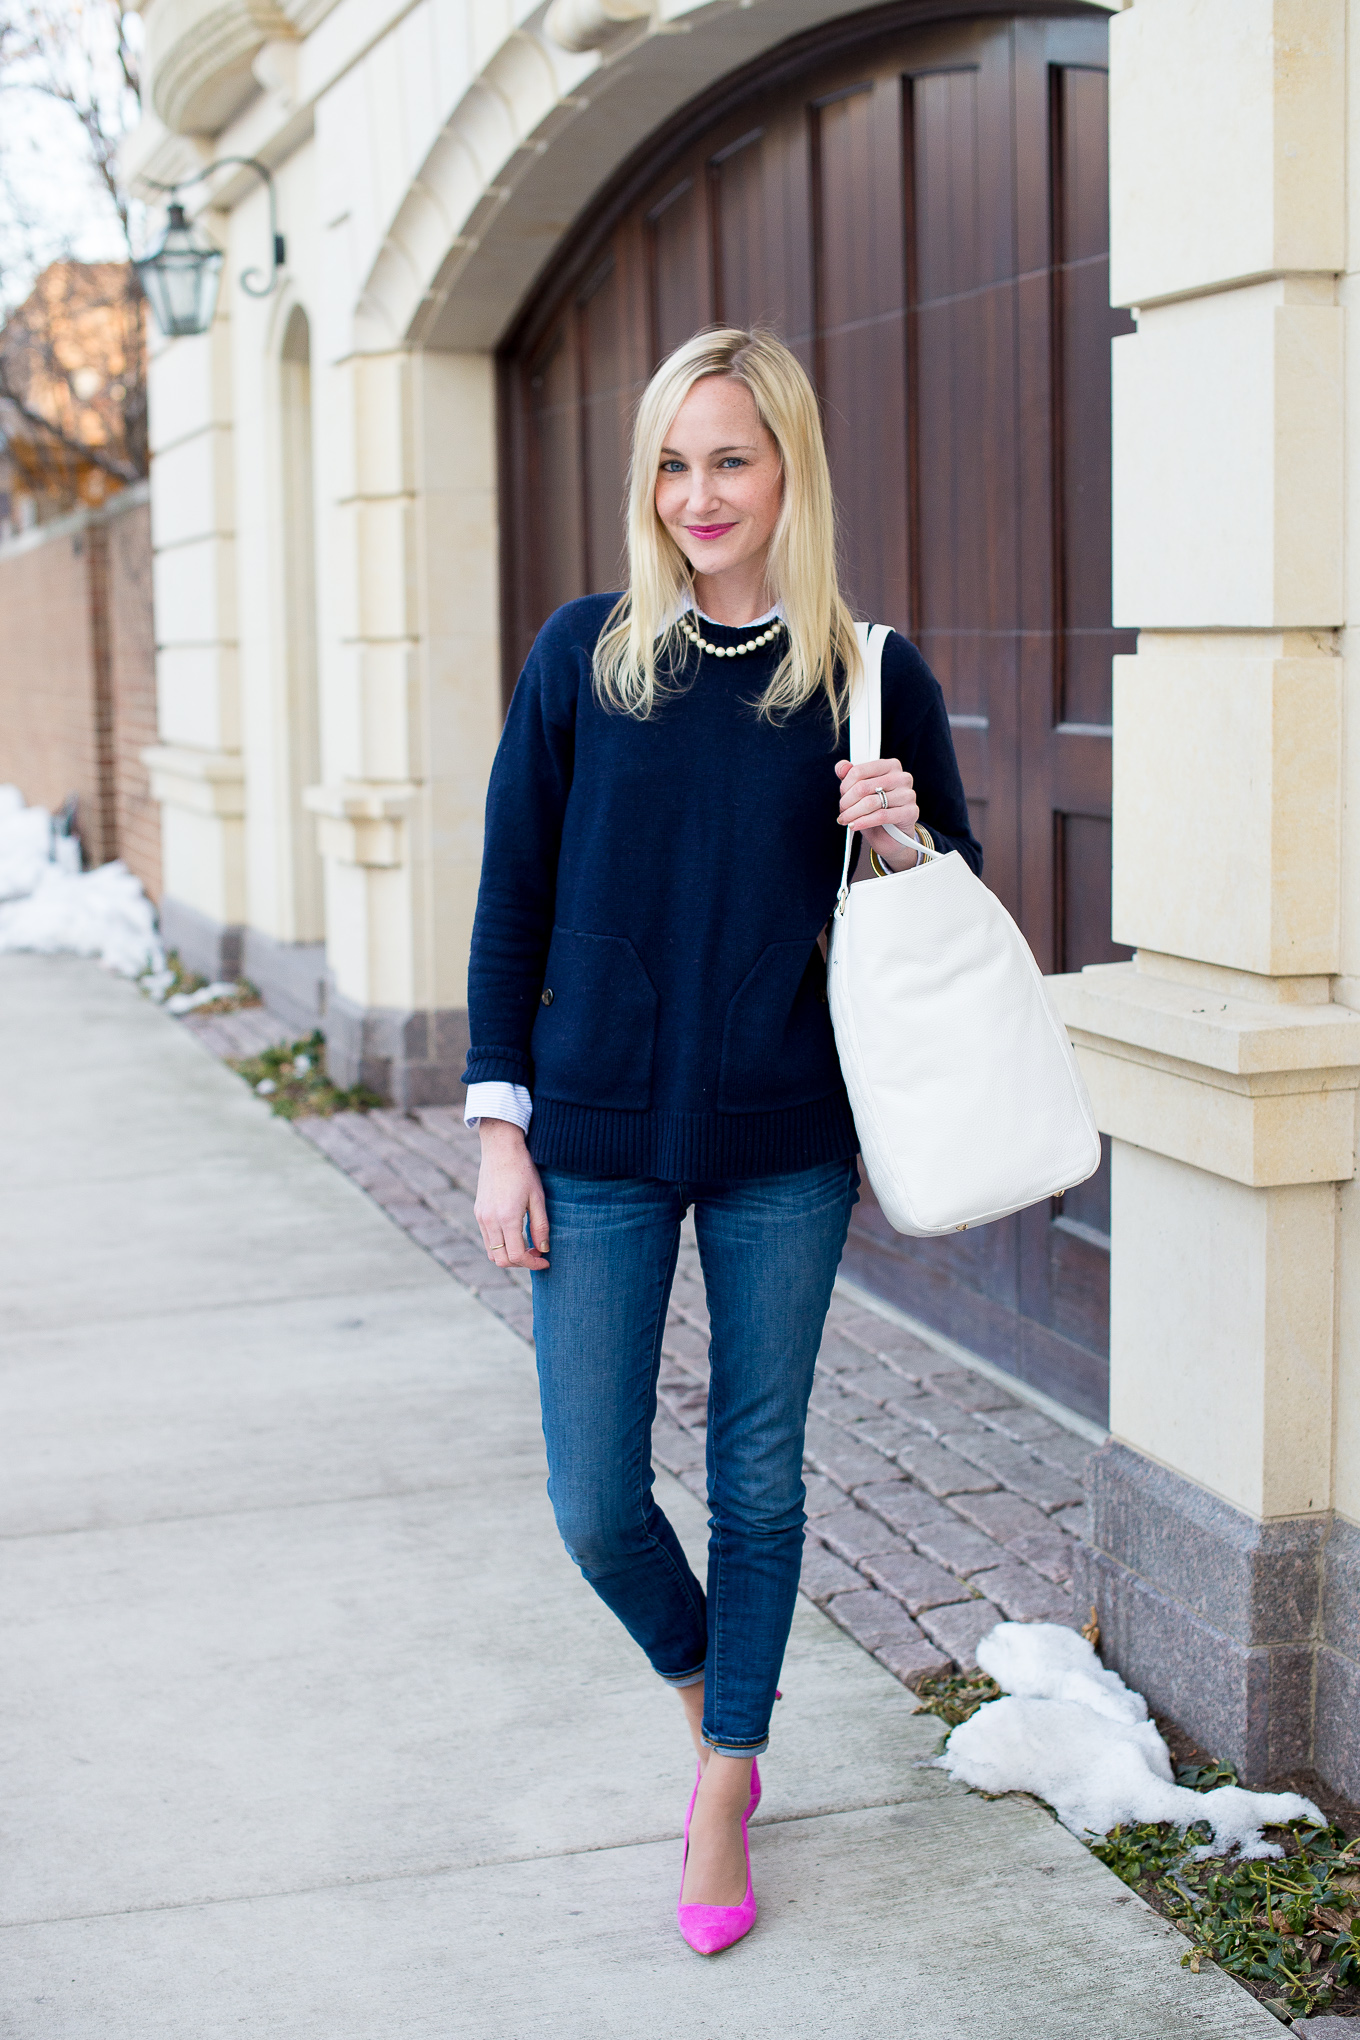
left=939, top=1622, right=1323, bottom=1858
left=0, top=862, right=165, bottom=978
left=0, top=790, right=164, bottom=977
left=255, top=1078, right=277, bottom=1096
left=164, top=981, right=238, bottom=1015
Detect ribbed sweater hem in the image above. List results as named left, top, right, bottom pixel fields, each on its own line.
left=527, top=1094, right=859, bottom=1181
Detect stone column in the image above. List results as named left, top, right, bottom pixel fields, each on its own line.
left=309, top=347, right=502, bottom=1105
left=1049, top=0, right=1360, bottom=1796
left=141, top=304, right=247, bottom=980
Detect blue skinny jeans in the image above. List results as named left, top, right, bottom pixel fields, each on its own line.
left=531, top=1160, right=858, bottom=1757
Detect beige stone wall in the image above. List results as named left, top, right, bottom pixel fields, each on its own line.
left=1048, top=0, right=1358, bottom=1533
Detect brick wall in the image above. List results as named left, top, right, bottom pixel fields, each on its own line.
left=0, top=483, right=159, bottom=894
left=104, top=494, right=159, bottom=898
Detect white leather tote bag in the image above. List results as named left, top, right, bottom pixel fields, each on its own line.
left=827, top=623, right=1101, bottom=1237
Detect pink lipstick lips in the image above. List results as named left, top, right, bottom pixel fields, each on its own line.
left=685, top=522, right=736, bottom=540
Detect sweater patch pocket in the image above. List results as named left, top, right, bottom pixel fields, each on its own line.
left=530, top=928, right=659, bottom=1111
left=717, top=939, right=840, bottom=1113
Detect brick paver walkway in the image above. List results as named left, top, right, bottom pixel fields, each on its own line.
left=185, top=1005, right=1097, bottom=1694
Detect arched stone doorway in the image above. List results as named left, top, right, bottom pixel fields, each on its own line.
left=499, top=7, right=1130, bottom=1422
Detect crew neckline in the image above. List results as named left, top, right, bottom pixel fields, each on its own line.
left=681, top=597, right=783, bottom=631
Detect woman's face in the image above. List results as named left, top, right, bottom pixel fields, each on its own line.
left=655, top=375, right=783, bottom=586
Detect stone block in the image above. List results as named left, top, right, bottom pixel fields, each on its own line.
left=814, top=1505, right=903, bottom=1567
left=916, top=1597, right=1005, bottom=1671
left=651, top=1413, right=705, bottom=1475
left=1029, top=1433, right=1098, bottom=1485
left=659, top=1382, right=708, bottom=1426
left=886, top=1393, right=988, bottom=1439
left=947, top=1491, right=1053, bottom=1543
left=874, top=1634, right=952, bottom=1690
left=851, top=1480, right=949, bottom=1535
left=803, top=1416, right=898, bottom=1491
left=661, top=1319, right=710, bottom=1366
left=968, top=1564, right=1074, bottom=1625
left=1108, top=0, right=1345, bottom=307
left=1005, top=1531, right=1077, bottom=1586
left=910, top=1520, right=1007, bottom=1579
left=893, top=1438, right=1002, bottom=1498
left=799, top=1541, right=865, bottom=1608
left=1313, top=1646, right=1360, bottom=1805
left=815, top=1329, right=875, bottom=1374
left=976, top=1407, right=1063, bottom=1446
left=843, top=1412, right=923, bottom=1457
left=800, top=1473, right=844, bottom=1519
left=942, top=1433, right=1083, bottom=1512
left=1052, top=1504, right=1089, bottom=1541
left=834, top=1311, right=933, bottom=1375
left=1086, top=1442, right=1325, bottom=1644
left=923, top=1369, right=1019, bottom=1413
left=861, top=1547, right=975, bottom=1616
left=825, top=1588, right=927, bottom=1654
left=808, top=1379, right=864, bottom=1421
left=1113, top=292, right=1344, bottom=632
left=836, top=1360, right=920, bottom=1407
left=1073, top=1543, right=1315, bottom=1785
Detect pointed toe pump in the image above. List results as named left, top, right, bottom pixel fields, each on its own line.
left=676, top=1763, right=761, bottom=1955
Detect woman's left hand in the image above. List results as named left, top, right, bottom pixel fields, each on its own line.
left=835, top=757, right=920, bottom=870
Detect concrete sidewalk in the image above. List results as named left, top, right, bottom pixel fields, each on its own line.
left=0, top=954, right=1280, bottom=2039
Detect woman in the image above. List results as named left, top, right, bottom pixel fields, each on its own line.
left=465, top=327, right=980, bottom=1953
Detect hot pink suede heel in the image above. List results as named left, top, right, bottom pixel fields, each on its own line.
left=677, top=1761, right=761, bottom=1954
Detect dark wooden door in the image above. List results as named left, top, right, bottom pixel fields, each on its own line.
left=500, top=7, right=1133, bottom=1424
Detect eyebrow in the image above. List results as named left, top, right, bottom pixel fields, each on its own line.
left=659, top=442, right=758, bottom=457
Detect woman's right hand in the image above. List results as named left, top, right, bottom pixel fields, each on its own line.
left=474, top=1119, right=550, bottom=1271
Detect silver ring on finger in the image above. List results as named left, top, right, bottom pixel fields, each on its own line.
left=874, top=787, right=889, bottom=812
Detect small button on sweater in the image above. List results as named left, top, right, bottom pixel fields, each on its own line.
left=464, top=594, right=982, bottom=1181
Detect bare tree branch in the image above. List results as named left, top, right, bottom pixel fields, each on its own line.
left=0, top=0, right=146, bottom=510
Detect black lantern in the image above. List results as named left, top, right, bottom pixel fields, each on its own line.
left=136, top=158, right=285, bottom=341
left=134, top=202, right=225, bottom=340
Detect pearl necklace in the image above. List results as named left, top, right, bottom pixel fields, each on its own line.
left=679, top=614, right=786, bottom=659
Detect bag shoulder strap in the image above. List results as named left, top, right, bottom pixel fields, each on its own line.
left=838, top=623, right=889, bottom=909
left=837, top=622, right=938, bottom=914
left=849, top=621, right=890, bottom=763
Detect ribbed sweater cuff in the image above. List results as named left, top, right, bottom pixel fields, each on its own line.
left=462, top=1047, right=534, bottom=1086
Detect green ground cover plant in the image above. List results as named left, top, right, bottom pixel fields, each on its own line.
left=916, top=1675, right=1359, bottom=2022
left=1094, top=1803, right=1360, bottom=2023
left=229, top=1030, right=383, bottom=1119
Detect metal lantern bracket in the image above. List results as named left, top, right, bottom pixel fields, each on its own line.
left=144, top=157, right=286, bottom=297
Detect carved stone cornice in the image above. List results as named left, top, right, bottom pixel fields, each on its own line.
left=146, top=0, right=297, bottom=136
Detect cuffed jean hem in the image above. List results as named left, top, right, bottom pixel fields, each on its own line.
left=658, top=1662, right=707, bottom=1689
left=703, top=1733, right=770, bottom=1758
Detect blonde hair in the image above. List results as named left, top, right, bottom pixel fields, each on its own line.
left=592, top=327, right=861, bottom=727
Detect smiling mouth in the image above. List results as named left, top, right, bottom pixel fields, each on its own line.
left=685, top=523, right=737, bottom=540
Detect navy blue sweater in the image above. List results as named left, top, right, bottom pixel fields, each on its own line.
left=465, top=596, right=982, bottom=1179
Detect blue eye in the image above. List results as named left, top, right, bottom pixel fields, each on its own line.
left=660, top=459, right=686, bottom=473
left=720, top=456, right=747, bottom=468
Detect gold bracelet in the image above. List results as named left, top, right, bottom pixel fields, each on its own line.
left=870, top=825, right=933, bottom=879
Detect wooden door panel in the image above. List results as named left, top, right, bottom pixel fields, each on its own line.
left=812, top=79, right=909, bottom=625
left=525, top=322, right=586, bottom=635
left=647, top=176, right=713, bottom=364
left=501, top=8, right=1125, bottom=1423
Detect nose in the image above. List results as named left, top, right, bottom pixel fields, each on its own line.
left=685, top=467, right=723, bottom=518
